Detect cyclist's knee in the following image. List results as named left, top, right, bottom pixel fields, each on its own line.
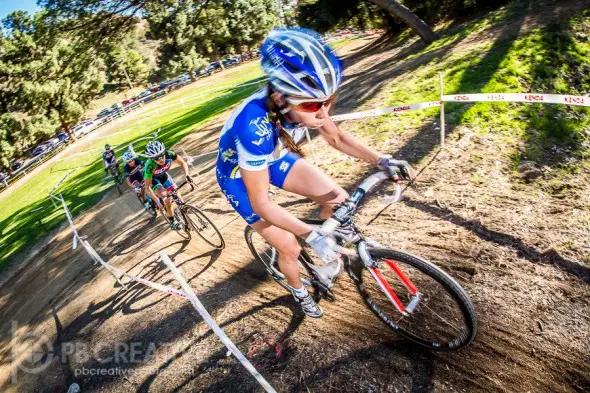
left=276, top=234, right=301, bottom=261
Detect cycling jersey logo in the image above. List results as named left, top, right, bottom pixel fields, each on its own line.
left=244, top=213, right=258, bottom=222
left=247, top=159, right=265, bottom=167
left=227, top=195, right=239, bottom=207
left=252, top=138, right=264, bottom=146
left=154, top=161, right=171, bottom=175
left=279, top=161, right=290, bottom=172
left=221, top=148, right=238, bottom=164
left=249, top=114, right=273, bottom=140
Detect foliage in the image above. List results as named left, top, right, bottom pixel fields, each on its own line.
left=104, top=45, right=149, bottom=87
left=42, top=0, right=279, bottom=80
left=146, top=0, right=278, bottom=78
left=0, top=11, right=103, bottom=167
left=297, top=0, right=510, bottom=33
left=298, top=0, right=393, bottom=33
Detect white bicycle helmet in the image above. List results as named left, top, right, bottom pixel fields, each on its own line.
left=122, top=151, right=135, bottom=162
left=261, top=28, right=343, bottom=102
left=145, top=141, right=165, bottom=157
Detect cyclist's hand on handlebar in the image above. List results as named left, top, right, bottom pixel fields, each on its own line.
left=305, top=231, right=341, bottom=263
left=134, top=186, right=142, bottom=194
left=377, top=156, right=415, bottom=181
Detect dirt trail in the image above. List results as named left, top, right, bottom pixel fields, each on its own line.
left=1, top=4, right=589, bottom=393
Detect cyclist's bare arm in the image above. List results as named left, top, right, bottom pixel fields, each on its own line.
left=126, top=177, right=134, bottom=188
left=319, top=118, right=382, bottom=164
left=173, top=156, right=190, bottom=177
left=241, top=168, right=314, bottom=238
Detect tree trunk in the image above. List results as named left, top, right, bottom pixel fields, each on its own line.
left=370, top=0, right=438, bottom=44
left=59, top=112, right=77, bottom=142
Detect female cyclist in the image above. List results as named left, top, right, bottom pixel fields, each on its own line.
left=122, top=151, right=150, bottom=207
left=216, top=28, right=414, bottom=318
left=143, top=141, right=192, bottom=230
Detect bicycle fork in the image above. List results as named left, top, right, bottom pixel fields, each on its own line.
left=358, top=242, right=422, bottom=316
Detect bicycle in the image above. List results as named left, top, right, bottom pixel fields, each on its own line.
left=135, top=185, right=158, bottom=218
left=107, top=162, right=123, bottom=195
left=160, top=180, right=225, bottom=250
left=245, top=170, right=477, bottom=350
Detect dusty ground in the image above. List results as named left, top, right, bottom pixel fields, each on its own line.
left=1, top=3, right=589, bottom=392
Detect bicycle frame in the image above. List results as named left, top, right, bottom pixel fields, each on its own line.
left=318, top=171, right=422, bottom=316
left=165, top=180, right=194, bottom=208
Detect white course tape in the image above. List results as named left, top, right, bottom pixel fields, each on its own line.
left=442, top=93, right=590, bottom=107
left=160, top=252, right=278, bottom=393
left=54, top=195, right=276, bottom=392
left=331, top=101, right=440, bottom=121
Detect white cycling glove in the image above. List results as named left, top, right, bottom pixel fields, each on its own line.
left=134, top=186, right=142, bottom=193
left=377, top=156, right=415, bottom=181
left=306, top=231, right=341, bottom=263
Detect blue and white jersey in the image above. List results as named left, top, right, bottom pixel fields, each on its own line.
left=216, top=90, right=306, bottom=179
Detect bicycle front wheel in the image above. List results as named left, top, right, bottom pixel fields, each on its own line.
left=182, top=205, right=225, bottom=249
left=352, top=248, right=477, bottom=350
left=173, top=208, right=191, bottom=240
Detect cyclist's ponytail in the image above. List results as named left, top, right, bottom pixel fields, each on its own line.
left=266, top=84, right=305, bottom=158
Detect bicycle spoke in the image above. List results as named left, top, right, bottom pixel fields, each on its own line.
left=421, top=303, right=463, bottom=332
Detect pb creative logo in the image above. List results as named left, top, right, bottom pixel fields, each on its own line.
left=11, top=321, right=55, bottom=383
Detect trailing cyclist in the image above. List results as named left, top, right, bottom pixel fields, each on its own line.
left=216, top=28, right=414, bottom=318
left=102, top=144, right=119, bottom=177
left=143, top=140, right=192, bottom=230
left=122, top=151, right=150, bottom=208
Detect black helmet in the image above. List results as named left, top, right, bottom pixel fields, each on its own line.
left=105, top=144, right=111, bottom=150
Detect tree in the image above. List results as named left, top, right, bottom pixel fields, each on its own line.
left=370, top=0, right=437, bottom=43
left=298, top=0, right=392, bottom=33
left=298, top=0, right=437, bottom=43
left=147, top=0, right=278, bottom=79
left=105, top=46, right=149, bottom=87
left=42, top=0, right=280, bottom=80
left=0, top=10, right=103, bottom=153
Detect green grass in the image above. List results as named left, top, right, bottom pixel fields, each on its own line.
left=0, top=61, right=264, bottom=270
left=356, top=3, right=589, bottom=170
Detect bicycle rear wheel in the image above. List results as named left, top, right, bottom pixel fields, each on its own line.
left=352, top=248, right=477, bottom=350
left=114, top=176, right=123, bottom=195
left=182, top=205, right=225, bottom=249
left=137, top=194, right=157, bottom=218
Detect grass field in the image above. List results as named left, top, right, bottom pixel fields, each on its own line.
left=0, top=61, right=265, bottom=268
left=355, top=4, right=589, bottom=170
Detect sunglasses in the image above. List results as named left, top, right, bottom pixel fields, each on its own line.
left=288, top=95, right=336, bottom=113
left=154, top=154, right=165, bottom=161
